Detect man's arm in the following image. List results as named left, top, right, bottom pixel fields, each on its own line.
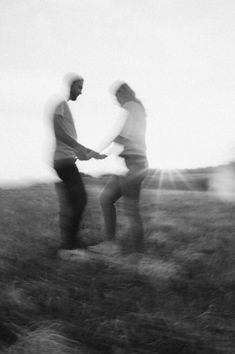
left=54, top=115, right=106, bottom=160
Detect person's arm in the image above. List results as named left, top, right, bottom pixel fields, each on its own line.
left=54, top=115, right=89, bottom=160
left=54, top=115, right=106, bottom=160
left=94, top=117, right=128, bottom=155
left=86, top=150, right=107, bottom=160
left=113, top=135, right=129, bottom=146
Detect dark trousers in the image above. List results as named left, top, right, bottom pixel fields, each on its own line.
left=54, top=161, right=87, bottom=250
left=100, top=156, right=148, bottom=252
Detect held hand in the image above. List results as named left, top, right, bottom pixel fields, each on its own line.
left=76, top=154, right=129, bottom=177
left=95, top=153, right=107, bottom=160
left=86, top=151, right=107, bottom=160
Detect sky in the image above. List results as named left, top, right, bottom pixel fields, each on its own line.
left=1, top=0, right=235, bottom=185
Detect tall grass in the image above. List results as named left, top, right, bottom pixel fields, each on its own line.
left=0, top=183, right=234, bottom=353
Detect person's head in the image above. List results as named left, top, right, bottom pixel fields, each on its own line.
left=111, top=81, right=136, bottom=106
left=63, top=73, right=84, bottom=101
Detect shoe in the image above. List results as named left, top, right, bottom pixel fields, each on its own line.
left=88, top=240, right=120, bottom=256
left=57, top=248, right=91, bottom=261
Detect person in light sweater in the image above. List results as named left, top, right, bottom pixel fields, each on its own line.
left=99, top=81, right=148, bottom=253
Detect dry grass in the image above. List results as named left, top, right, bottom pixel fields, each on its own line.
left=0, top=183, right=234, bottom=353
left=1, top=325, right=88, bottom=354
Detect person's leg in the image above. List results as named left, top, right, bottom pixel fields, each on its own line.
left=55, top=164, right=87, bottom=249
left=54, top=181, right=72, bottom=249
left=100, top=176, right=122, bottom=240
left=66, top=173, right=87, bottom=249
left=120, top=165, right=147, bottom=252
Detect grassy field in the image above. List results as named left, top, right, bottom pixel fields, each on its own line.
left=0, top=182, right=235, bottom=353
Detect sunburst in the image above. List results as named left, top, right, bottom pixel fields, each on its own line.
left=146, top=168, right=193, bottom=190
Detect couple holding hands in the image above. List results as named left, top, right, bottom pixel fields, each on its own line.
left=51, top=73, right=148, bottom=260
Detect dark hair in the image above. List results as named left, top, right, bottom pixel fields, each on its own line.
left=114, top=82, right=135, bottom=100
left=113, top=81, right=145, bottom=113
left=63, top=72, right=84, bottom=89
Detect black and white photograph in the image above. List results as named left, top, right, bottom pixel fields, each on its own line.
left=0, top=1, right=235, bottom=353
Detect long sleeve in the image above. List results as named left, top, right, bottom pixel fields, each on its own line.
left=113, top=135, right=129, bottom=145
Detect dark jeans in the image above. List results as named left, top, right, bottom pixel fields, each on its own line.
left=100, top=156, right=148, bottom=252
left=54, top=160, right=87, bottom=250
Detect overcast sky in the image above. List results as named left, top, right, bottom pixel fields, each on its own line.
left=1, top=0, right=235, bottom=184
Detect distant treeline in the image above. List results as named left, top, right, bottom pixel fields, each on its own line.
left=82, top=170, right=210, bottom=191
left=82, top=162, right=235, bottom=191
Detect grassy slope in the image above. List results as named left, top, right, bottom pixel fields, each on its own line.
left=0, top=183, right=234, bottom=353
